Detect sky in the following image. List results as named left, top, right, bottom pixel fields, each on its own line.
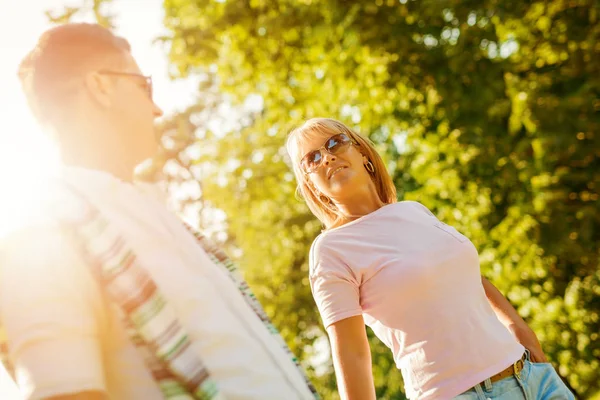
left=0, top=0, right=200, bottom=238
left=0, top=0, right=198, bottom=397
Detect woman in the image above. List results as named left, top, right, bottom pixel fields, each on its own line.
left=286, top=118, right=574, bottom=400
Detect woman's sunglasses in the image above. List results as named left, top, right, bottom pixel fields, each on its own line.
left=301, top=133, right=355, bottom=174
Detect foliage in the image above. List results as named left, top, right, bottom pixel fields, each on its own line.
left=161, top=0, right=599, bottom=398
left=44, top=0, right=600, bottom=398
left=46, top=0, right=116, bottom=28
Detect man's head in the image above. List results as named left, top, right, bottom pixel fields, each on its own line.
left=18, top=23, right=163, bottom=172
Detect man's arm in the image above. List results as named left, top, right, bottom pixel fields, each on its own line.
left=0, top=226, right=109, bottom=399
left=481, top=276, right=548, bottom=362
left=46, top=392, right=106, bottom=400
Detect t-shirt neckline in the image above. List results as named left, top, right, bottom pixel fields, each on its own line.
left=324, top=202, right=398, bottom=233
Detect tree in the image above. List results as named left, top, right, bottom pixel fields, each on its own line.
left=161, top=0, right=600, bottom=398
left=39, top=0, right=600, bottom=397
left=45, top=0, right=116, bottom=28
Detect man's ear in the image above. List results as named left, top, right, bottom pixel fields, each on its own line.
left=83, top=71, right=113, bottom=109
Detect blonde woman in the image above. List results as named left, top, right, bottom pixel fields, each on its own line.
left=286, top=118, right=574, bottom=400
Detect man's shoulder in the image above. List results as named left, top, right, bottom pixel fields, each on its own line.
left=6, top=182, right=86, bottom=230
left=0, top=219, right=73, bottom=267
left=0, top=180, right=87, bottom=259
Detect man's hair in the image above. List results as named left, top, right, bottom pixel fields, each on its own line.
left=18, top=23, right=131, bottom=127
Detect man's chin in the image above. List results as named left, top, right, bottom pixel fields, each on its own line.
left=134, top=157, right=159, bottom=181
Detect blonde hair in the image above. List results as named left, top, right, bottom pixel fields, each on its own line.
left=286, top=118, right=397, bottom=230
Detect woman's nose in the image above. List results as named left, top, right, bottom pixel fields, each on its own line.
left=322, top=152, right=336, bottom=165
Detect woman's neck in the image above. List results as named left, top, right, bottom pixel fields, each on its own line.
left=328, top=188, right=387, bottom=229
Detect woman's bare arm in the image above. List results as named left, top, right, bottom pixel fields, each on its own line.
left=482, top=276, right=547, bottom=362
left=327, top=315, right=376, bottom=400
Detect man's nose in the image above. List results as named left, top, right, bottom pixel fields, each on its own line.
left=153, top=102, right=164, bottom=118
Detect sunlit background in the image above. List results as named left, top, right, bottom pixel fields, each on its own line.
left=0, top=0, right=200, bottom=235
left=1, top=0, right=599, bottom=399
left=0, top=1, right=198, bottom=397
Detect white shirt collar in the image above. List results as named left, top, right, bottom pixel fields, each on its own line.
left=60, top=166, right=168, bottom=205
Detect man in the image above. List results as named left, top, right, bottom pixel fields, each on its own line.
left=0, top=23, right=317, bottom=400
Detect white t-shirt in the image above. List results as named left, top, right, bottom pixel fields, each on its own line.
left=310, top=201, right=524, bottom=400
left=0, top=167, right=315, bottom=400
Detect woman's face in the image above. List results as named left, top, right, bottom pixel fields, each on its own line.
left=295, top=132, right=372, bottom=200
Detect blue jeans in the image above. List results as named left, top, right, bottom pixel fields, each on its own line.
left=454, top=352, right=575, bottom=400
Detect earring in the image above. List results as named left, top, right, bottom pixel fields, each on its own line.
left=319, top=194, right=331, bottom=204
left=365, top=160, right=375, bottom=173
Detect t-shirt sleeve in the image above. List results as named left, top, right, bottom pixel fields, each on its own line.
left=309, top=238, right=362, bottom=329
left=0, top=225, right=108, bottom=399
left=407, top=200, right=436, bottom=217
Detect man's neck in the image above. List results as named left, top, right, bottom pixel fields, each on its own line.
left=62, top=154, right=135, bottom=182
left=56, top=120, right=138, bottom=182
left=59, top=138, right=135, bottom=183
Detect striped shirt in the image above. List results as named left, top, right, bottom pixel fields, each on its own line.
left=0, top=167, right=315, bottom=399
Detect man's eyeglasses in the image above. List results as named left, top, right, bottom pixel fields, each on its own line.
left=98, top=70, right=153, bottom=100
left=301, top=133, right=355, bottom=174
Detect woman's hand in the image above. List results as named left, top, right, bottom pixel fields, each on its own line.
left=508, top=323, right=548, bottom=363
